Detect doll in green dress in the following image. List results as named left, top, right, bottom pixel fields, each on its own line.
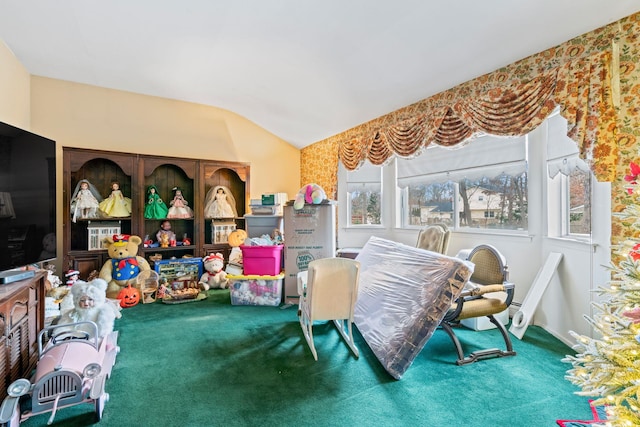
left=144, top=185, right=169, bottom=219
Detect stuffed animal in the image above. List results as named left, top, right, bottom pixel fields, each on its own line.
left=99, top=234, right=151, bottom=299
left=293, top=183, right=327, bottom=210
left=58, top=278, right=120, bottom=340
left=199, top=253, right=228, bottom=290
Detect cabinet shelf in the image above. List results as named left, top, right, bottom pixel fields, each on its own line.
left=63, top=148, right=250, bottom=278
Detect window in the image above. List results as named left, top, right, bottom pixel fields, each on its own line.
left=568, top=169, right=591, bottom=235
left=398, top=134, right=528, bottom=231
left=546, top=113, right=592, bottom=237
left=343, top=161, right=382, bottom=226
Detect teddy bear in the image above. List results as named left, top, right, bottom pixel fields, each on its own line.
left=99, top=234, right=151, bottom=299
left=199, top=253, right=228, bottom=290
left=293, top=183, right=327, bottom=210
left=58, top=278, right=120, bottom=341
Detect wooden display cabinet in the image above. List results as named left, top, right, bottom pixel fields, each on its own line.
left=0, top=270, right=46, bottom=402
left=201, top=161, right=249, bottom=259
left=138, top=156, right=198, bottom=261
left=63, top=148, right=249, bottom=277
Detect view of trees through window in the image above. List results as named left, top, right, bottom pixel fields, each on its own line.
left=407, top=173, right=528, bottom=230
left=349, top=190, right=381, bottom=225
left=568, top=169, right=591, bottom=234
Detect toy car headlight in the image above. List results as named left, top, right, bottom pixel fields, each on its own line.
left=7, top=378, right=31, bottom=397
left=83, top=363, right=101, bottom=379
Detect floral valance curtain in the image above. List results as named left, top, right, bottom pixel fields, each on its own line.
left=339, top=50, right=618, bottom=183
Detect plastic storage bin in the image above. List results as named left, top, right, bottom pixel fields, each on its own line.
left=228, top=273, right=284, bottom=306
left=244, top=214, right=284, bottom=238
left=240, top=245, right=284, bottom=276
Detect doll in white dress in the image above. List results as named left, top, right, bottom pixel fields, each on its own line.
left=70, top=179, right=102, bottom=222
left=98, top=182, right=132, bottom=218
left=204, top=185, right=237, bottom=219
left=166, top=187, right=194, bottom=219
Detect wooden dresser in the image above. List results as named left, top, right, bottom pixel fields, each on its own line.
left=0, top=270, right=46, bottom=401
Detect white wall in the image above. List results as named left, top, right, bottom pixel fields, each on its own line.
left=336, top=119, right=610, bottom=345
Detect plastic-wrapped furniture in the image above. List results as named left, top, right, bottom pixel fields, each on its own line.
left=441, top=244, right=516, bottom=365
left=416, top=223, right=450, bottom=254
left=297, top=257, right=360, bottom=361
left=353, top=236, right=473, bottom=379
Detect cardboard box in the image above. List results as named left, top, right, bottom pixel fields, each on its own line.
left=460, top=308, right=509, bottom=331
left=228, top=273, right=284, bottom=306
left=283, top=203, right=336, bottom=304
left=240, top=245, right=283, bottom=276
left=154, top=257, right=203, bottom=286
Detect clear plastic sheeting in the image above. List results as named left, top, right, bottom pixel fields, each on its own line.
left=354, top=236, right=474, bottom=379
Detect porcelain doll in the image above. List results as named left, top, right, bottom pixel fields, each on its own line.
left=144, top=185, right=169, bottom=219
left=98, top=182, right=132, bottom=218
left=70, top=179, right=102, bottom=222
left=204, top=185, right=237, bottom=219
left=166, top=187, right=194, bottom=219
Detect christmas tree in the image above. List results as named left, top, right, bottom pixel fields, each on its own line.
left=563, top=162, right=640, bottom=426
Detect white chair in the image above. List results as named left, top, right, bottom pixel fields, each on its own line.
left=416, top=223, right=450, bottom=254
left=297, top=257, right=361, bottom=361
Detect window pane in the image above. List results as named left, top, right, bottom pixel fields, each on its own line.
left=458, top=173, right=528, bottom=230
left=349, top=189, right=381, bottom=225
left=568, top=169, right=591, bottom=234
left=406, top=182, right=454, bottom=227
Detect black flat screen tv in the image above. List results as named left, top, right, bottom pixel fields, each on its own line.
left=0, top=121, right=56, bottom=272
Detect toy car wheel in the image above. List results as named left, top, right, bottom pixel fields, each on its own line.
left=94, top=393, right=108, bottom=421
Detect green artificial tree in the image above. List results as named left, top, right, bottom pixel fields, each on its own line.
left=564, top=161, right=640, bottom=426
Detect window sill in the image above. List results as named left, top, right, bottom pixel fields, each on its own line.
left=343, top=224, right=386, bottom=230
left=546, top=236, right=595, bottom=248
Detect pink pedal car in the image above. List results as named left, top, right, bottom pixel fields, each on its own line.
left=0, top=321, right=119, bottom=426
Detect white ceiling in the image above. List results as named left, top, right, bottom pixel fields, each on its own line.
left=1, top=1, right=639, bottom=149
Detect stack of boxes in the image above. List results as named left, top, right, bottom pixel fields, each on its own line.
left=228, top=193, right=287, bottom=306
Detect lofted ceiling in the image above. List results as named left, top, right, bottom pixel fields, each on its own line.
left=1, top=1, right=639, bottom=149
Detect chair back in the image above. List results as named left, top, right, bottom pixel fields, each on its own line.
left=416, top=223, right=450, bottom=254
left=306, top=257, right=360, bottom=321
left=467, top=244, right=508, bottom=285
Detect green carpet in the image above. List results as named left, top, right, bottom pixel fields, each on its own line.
left=19, top=290, right=594, bottom=427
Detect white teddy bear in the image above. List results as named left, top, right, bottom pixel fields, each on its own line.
left=58, top=278, right=121, bottom=341
left=199, top=253, right=229, bottom=290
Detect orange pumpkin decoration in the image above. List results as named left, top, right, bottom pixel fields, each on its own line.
left=228, top=229, right=247, bottom=247
left=117, top=284, right=140, bottom=308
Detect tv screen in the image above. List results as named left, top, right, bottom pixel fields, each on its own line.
left=0, top=121, right=56, bottom=271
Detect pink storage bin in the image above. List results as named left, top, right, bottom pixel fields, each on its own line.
left=240, top=245, right=284, bottom=276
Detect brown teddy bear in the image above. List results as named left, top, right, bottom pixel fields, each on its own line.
left=99, top=234, right=151, bottom=299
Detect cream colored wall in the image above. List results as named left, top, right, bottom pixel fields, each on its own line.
left=0, top=41, right=30, bottom=129
left=27, top=76, right=300, bottom=271
left=30, top=76, right=300, bottom=199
